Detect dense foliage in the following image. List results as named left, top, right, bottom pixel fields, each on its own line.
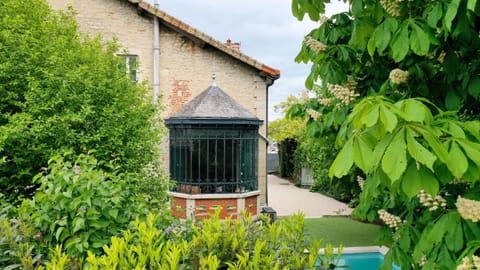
left=291, top=0, right=480, bottom=268
left=330, top=97, right=480, bottom=269
left=278, top=138, right=298, bottom=179
left=2, top=197, right=345, bottom=270
left=0, top=194, right=42, bottom=269
left=0, top=0, right=164, bottom=199
left=297, top=134, right=361, bottom=205
left=30, top=153, right=152, bottom=258
left=45, top=213, right=342, bottom=270
left=1, top=152, right=172, bottom=269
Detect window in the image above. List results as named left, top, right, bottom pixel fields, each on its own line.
left=169, top=125, right=258, bottom=194
left=118, top=54, right=138, bottom=85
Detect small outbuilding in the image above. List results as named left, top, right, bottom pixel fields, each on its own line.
left=165, top=78, right=262, bottom=220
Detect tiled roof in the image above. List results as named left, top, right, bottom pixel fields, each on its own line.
left=170, top=84, right=259, bottom=120
left=127, top=0, right=280, bottom=81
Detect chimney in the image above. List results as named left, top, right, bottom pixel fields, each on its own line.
left=225, top=38, right=241, bottom=51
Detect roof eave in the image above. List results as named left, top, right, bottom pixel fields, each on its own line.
left=165, top=118, right=263, bottom=127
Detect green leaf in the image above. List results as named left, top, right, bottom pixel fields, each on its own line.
left=65, top=237, right=82, bottom=250
left=426, top=214, right=450, bottom=245
left=400, top=162, right=439, bottom=198
left=384, top=18, right=399, bottom=32
left=371, top=133, right=393, bottom=167
left=401, top=99, right=427, bottom=122
left=329, top=139, right=354, bottom=178
left=445, top=91, right=462, bottom=110
left=449, top=141, right=469, bottom=178
left=349, top=20, right=374, bottom=50
left=72, top=217, right=85, bottom=234
left=446, top=221, right=463, bottom=252
left=468, top=0, right=478, bottom=12
left=419, top=166, right=439, bottom=195
left=368, top=35, right=376, bottom=56
left=351, top=0, right=363, bottom=17
left=410, top=23, right=430, bottom=56
left=379, top=105, right=398, bottom=132
left=444, top=0, right=461, bottom=31
left=423, top=131, right=450, bottom=164
left=427, top=3, right=443, bottom=28
left=381, top=129, right=407, bottom=182
left=108, top=209, right=119, bottom=220
left=401, top=162, right=422, bottom=198
left=353, top=135, right=375, bottom=172
left=55, top=227, right=65, bottom=241
left=468, top=76, right=480, bottom=98
left=360, top=104, right=380, bottom=127
left=438, top=245, right=456, bottom=268
left=62, top=190, right=72, bottom=198
left=463, top=160, right=480, bottom=182
left=399, top=230, right=411, bottom=250
left=391, top=24, right=409, bottom=62
left=90, top=219, right=110, bottom=229
left=291, top=0, right=304, bottom=21
left=448, top=122, right=465, bottom=138
left=406, top=129, right=437, bottom=170
left=375, top=25, right=391, bottom=54
left=458, top=140, right=480, bottom=165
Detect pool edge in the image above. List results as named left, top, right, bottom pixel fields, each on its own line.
left=319, top=245, right=389, bottom=255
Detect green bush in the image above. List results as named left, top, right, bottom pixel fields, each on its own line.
left=278, top=138, right=297, bottom=179
left=44, top=212, right=342, bottom=270
left=295, top=133, right=361, bottom=205
left=0, top=0, right=164, bottom=200
left=131, top=161, right=172, bottom=211
left=27, top=152, right=151, bottom=259
left=0, top=195, right=43, bottom=269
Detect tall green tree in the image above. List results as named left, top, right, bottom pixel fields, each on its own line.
left=291, top=0, right=480, bottom=268
left=0, top=0, right=164, bottom=198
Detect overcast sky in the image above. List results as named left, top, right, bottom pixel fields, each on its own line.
left=155, top=0, right=349, bottom=121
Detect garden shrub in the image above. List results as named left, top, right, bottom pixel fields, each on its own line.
left=0, top=194, right=43, bottom=269
left=27, top=152, right=153, bottom=260
left=130, top=161, right=172, bottom=211
left=295, top=133, right=361, bottom=205
left=0, top=0, right=164, bottom=200
left=278, top=138, right=297, bottom=179
left=45, top=212, right=341, bottom=269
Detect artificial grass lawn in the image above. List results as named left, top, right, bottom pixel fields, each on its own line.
left=304, top=216, right=381, bottom=247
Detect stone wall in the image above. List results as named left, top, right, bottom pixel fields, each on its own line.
left=47, top=0, right=269, bottom=206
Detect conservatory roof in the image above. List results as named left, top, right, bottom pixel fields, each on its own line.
left=165, top=83, right=263, bottom=126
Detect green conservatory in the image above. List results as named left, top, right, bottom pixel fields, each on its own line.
left=165, top=83, right=262, bottom=195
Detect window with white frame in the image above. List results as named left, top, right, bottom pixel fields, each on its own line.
left=118, top=54, right=138, bottom=85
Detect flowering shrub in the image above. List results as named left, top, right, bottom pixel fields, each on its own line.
left=329, top=97, right=480, bottom=269
left=292, top=0, right=480, bottom=267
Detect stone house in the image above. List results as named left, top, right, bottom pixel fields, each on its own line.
left=47, top=0, right=280, bottom=219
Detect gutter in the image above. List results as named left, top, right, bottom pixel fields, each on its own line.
left=153, top=0, right=160, bottom=103
left=264, top=73, right=279, bottom=206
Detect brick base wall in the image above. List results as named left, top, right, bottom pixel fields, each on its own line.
left=194, top=198, right=237, bottom=220
left=170, top=192, right=259, bottom=220
left=171, top=197, right=187, bottom=219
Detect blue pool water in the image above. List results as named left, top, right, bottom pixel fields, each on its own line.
left=334, top=252, right=401, bottom=270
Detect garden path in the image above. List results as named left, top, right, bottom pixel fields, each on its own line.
left=267, top=174, right=353, bottom=218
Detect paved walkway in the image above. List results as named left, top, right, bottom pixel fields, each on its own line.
left=267, top=174, right=352, bottom=218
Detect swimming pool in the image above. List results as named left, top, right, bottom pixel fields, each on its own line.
left=334, top=252, right=401, bottom=270
left=317, top=247, right=401, bottom=270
